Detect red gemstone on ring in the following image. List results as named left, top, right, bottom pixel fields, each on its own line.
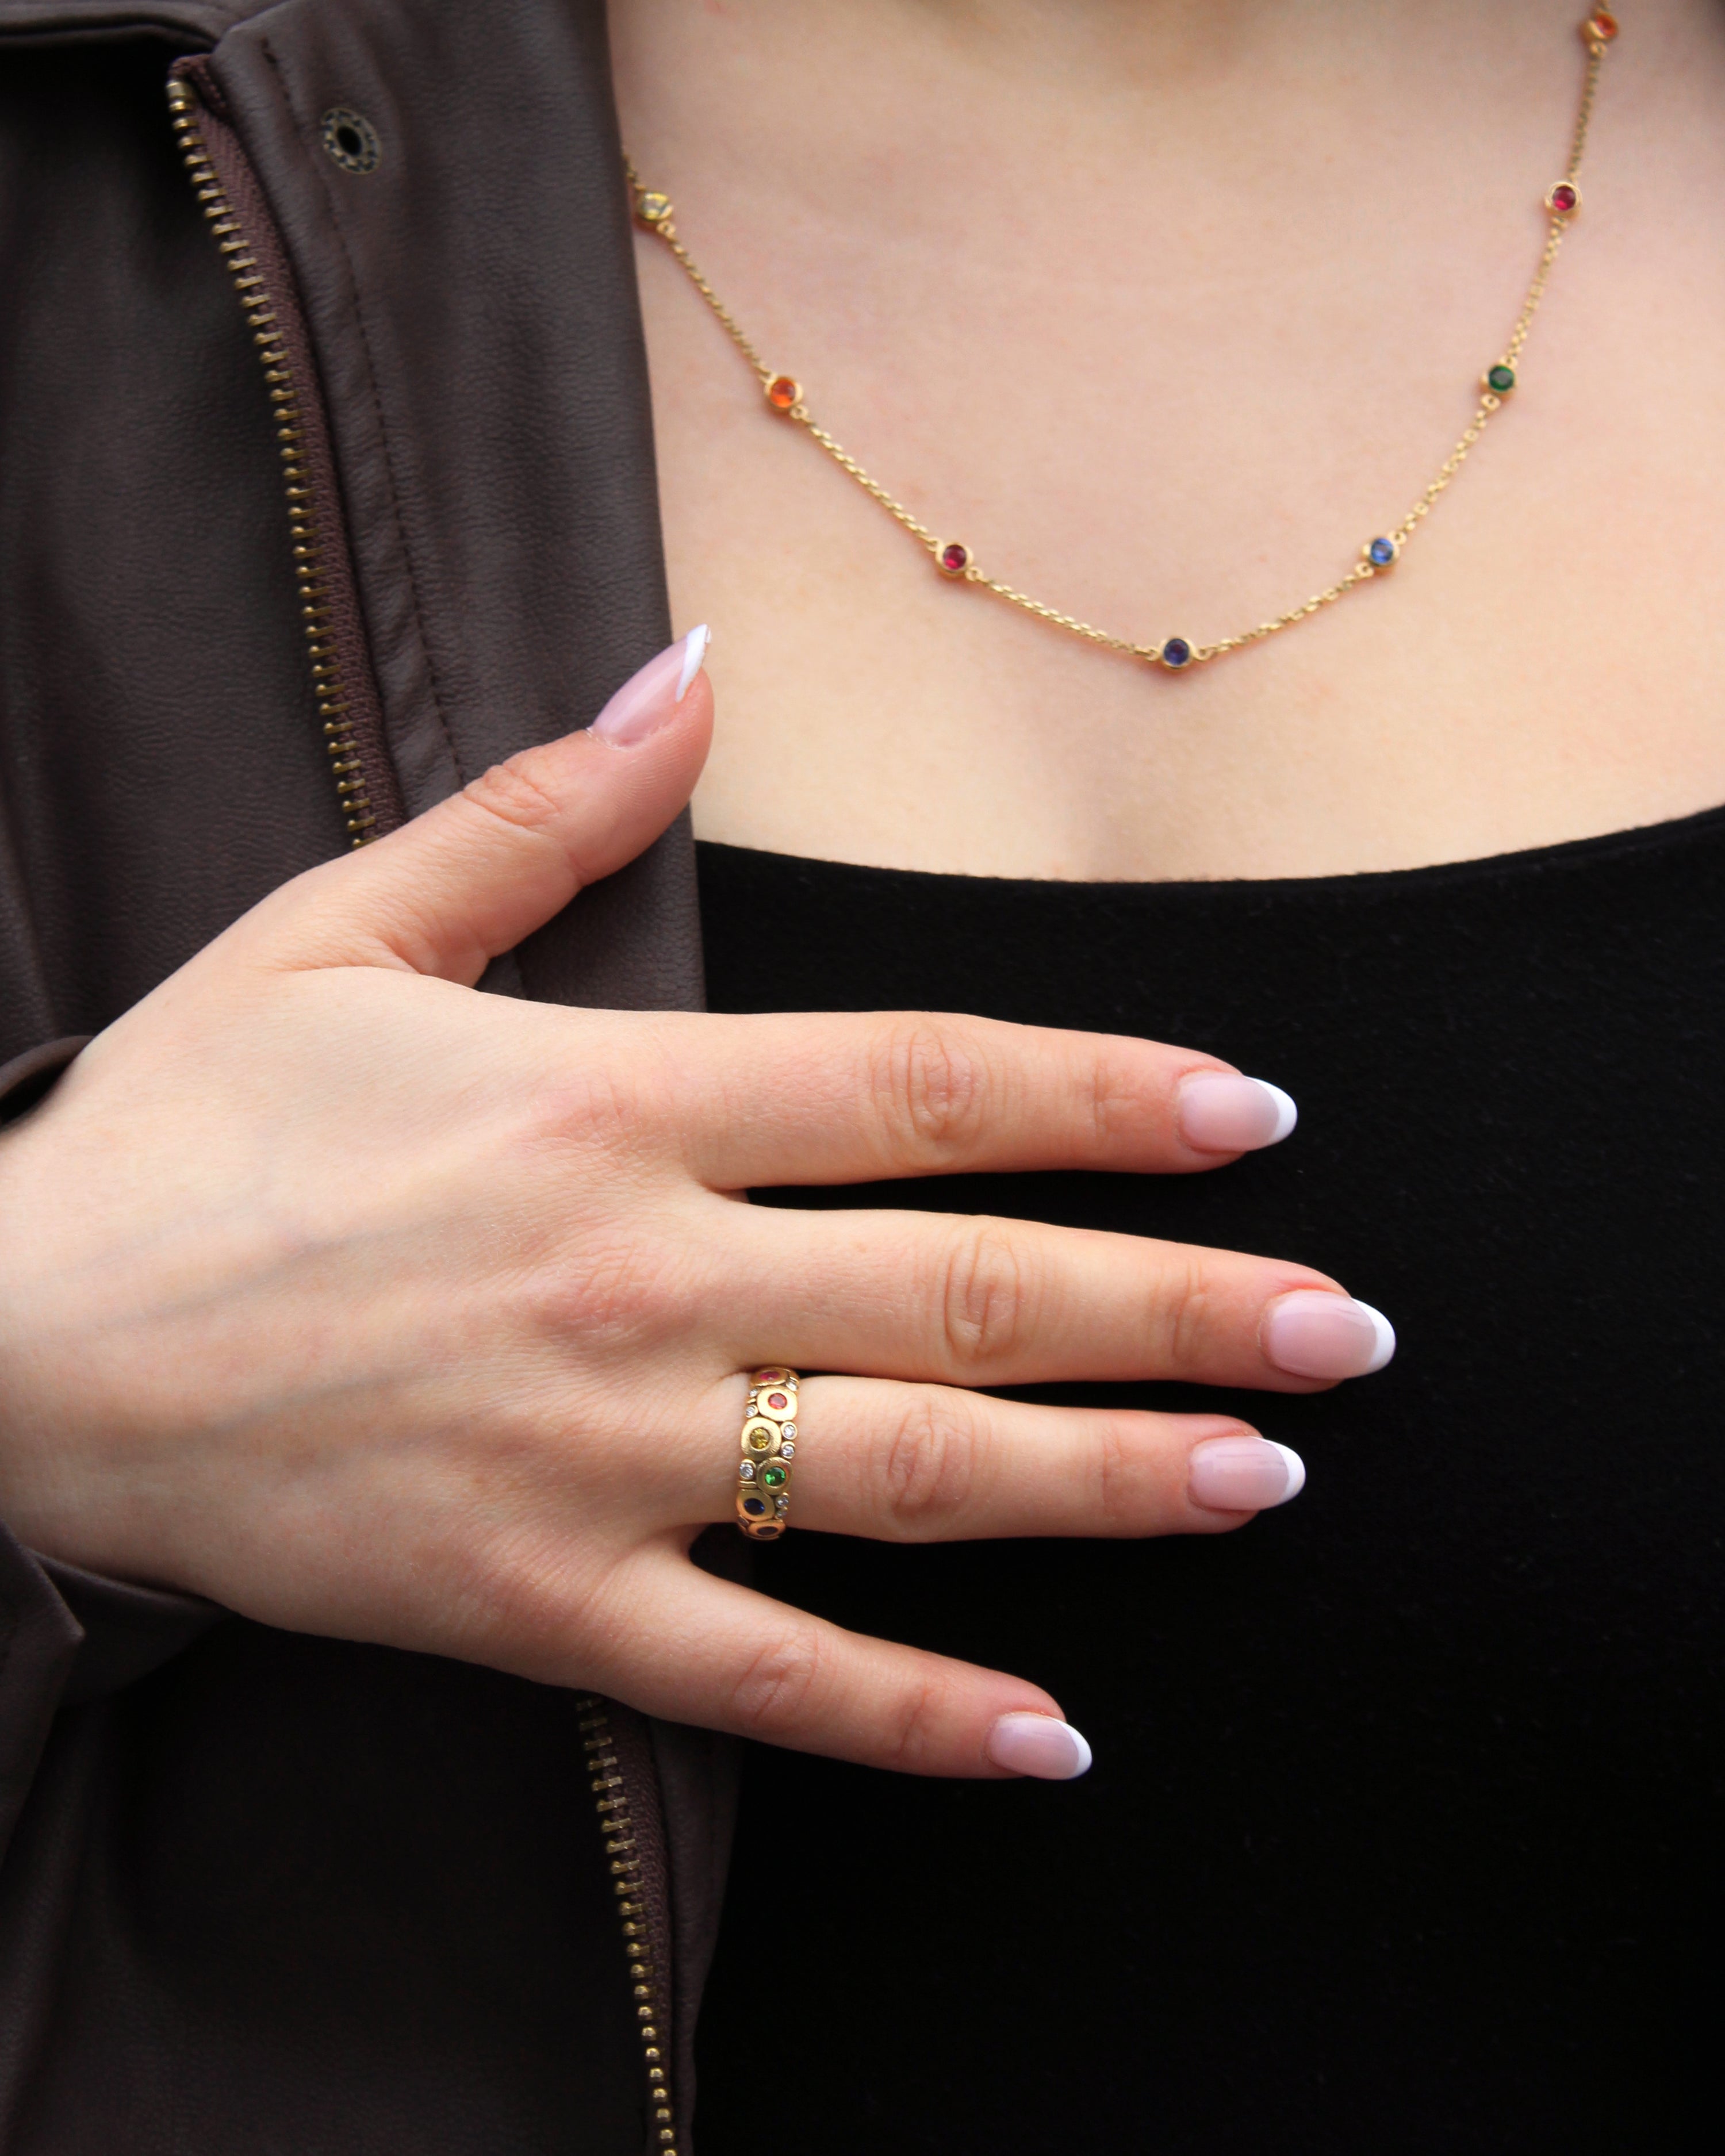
left=766, top=1392, right=789, bottom=1410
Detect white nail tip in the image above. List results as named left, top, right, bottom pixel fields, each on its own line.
left=1357, top=1301, right=1397, bottom=1373
left=1259, top=1081, right=1298, bottom=1144
left=988, top=1712, right=1094, bottom=1779
left=1267, top=1441, right=1307, bottom=1503
left=676, top=623, right=710, bottom=701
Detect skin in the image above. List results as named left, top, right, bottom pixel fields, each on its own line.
left=16, top=0, right=1626, bottom=1776
left=0, top=686, right=1360, bottom=1774
left=611, top=0, right=1725, bottom=878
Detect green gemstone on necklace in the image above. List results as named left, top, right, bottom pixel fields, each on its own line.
left=1486, top=363, right=1517, bottom=395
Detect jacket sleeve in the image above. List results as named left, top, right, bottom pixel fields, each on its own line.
left=0, top=1038, right=222, bottom=1875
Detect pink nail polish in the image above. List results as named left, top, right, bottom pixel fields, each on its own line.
left=589, top=625, right=710, bottom=745
left=986, top=1713, right=1094, bottom=1781
left=1263, top=1290, right=1396, bottom=1379
left=1189, top=1435, right=1306, bottom=1511
left=1178, top=1072, right=1298, bottom=1152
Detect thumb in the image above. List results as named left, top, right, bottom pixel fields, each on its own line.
left=252, top=628, right=714, bottom=982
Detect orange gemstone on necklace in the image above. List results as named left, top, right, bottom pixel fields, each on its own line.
left=1584, top=10, right=1618, bottom=43
left=766, top=375, right=800, bottom=412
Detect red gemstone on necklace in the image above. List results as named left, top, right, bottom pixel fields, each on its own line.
left=1585, top=10, right=1618, bottom=42
left=1549, top=182, right=1578, bottom=213
left=766, top=375, right=800, bottom=412
left=939, top=542, right=972, bottom=576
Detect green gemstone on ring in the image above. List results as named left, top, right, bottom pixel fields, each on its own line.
left=1486, top=363, right=1516, bottom=395
left=760, top=1465, right=788, bottom=1488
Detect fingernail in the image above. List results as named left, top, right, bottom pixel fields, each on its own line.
left=589, top=625, right=710, bottom=745
left=1178, top=1073, right=1298, bottom=1152
left=1189, top=1434, right=1306, bottom=1510
left=1263, top=1290, right=1396, bottom=1379
left=986, top=1712, right=1094, bottom=1781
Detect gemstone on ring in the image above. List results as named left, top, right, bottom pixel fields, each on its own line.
left=739, top=1460, right=757, bottom=1481
left=739, top=1494, right=770, bottom=1518
left=760, top=1465, right=788, bottom=1489
left=779, top=1441, right=796, bottom=1459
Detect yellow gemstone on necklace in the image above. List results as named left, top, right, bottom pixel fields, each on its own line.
left=637, top=191, right=672, bottom=225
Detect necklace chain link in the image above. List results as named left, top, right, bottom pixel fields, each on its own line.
left=626, top=11, right=1617, bottom=673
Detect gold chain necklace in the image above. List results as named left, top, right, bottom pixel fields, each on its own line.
left=627, top=10, right=1619, bottom=674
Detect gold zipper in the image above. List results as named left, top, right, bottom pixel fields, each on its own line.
left=166, top=75, right=379, bottom=847
left=578, top=1697, right=680, bottom=2152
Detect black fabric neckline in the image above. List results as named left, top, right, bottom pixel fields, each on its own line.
left=697, top=792, right=1725, bottom=900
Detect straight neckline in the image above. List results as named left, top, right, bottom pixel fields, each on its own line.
left=696, top=796, right=1725, bottom=901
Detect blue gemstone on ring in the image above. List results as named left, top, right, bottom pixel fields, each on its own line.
left=1162, top=638, right=1193, bottom=670
left=1367, top=536, right=1398, bottom=567
left=742, top=1495, right=768, bottom=1516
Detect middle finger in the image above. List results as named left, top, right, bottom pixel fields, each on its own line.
left=713, top=1200, right=1393, bottom=1392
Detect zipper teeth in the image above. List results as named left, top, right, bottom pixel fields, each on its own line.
left=577, top=1698, right=680, bottom=2153
left=166, top=79, right=378, bottom=848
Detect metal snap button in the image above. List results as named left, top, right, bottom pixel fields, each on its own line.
left=320, top=107, right=380, bottom=174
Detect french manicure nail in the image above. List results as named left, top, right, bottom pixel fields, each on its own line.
left=1178, top=1073, right=1298, bottom=1152
left=589, top=625, right=710, bottom=745
left=1189, top=1434, right=1306, bottom=1511
left=986, top=1712, right=1094, bottom=1781
left=1263, top=1290, right=1396, bottom=1379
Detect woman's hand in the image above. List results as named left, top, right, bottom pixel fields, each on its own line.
left=0, top=634, right=1390, bottom=1779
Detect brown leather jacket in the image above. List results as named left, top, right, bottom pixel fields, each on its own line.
left=0, top=5, right=734, bottom=2147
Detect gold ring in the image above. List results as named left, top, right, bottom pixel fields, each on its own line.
left=736, top=1367, right=800, bottom=1540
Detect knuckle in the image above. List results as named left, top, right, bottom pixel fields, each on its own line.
left=872, top=1019, right=992, bottom=1164
left=876, top=1390, right=983, bottom=1533
left=938, top=1217, right=1036, bottom=1371
left=1155, top=1249, right=1220, bottom=1370
left=461, top=749, right=565, bottom=838
left=522, top=1230, right=692, bottom=1351
left=876, top=1664, right=959, bottom=1773
left=727, top=1621, right=828, bottom=1740
left=1092, top=1414, right=1152, bottom=1525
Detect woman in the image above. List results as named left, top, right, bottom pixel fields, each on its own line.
left=0, top=1, right=1715, bottom=2150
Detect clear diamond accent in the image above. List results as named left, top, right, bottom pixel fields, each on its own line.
left=781, top=1423, right=796, bottom=1438
left=779, top=1441, right=795, bottom=1459
left=739, top=1461, right=756, bottom=1480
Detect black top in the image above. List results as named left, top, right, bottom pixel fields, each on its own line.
left=691, top=813, right=1724, bottom=2156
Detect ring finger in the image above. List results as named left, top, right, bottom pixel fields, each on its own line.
left=685, top=1373, right=1306, bottom=1541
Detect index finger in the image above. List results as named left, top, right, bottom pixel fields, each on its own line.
left=663, top=1009, right=1295, bottom=1188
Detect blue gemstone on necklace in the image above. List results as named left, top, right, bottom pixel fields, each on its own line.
left=1162, top=638, right=1193, bottom=670
left=1367, top=536, right=1398, bottom=567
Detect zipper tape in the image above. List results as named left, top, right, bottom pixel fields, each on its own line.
left=167, top=58, right=404, bottom=847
